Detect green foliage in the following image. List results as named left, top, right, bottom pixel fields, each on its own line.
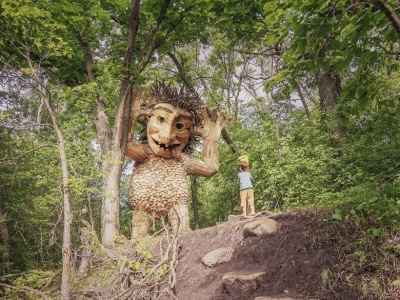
left=10, top=270, right=55, bottom=289
left=195, top=92, right=400, bottom=235
left=261, top=0, right=400, bottom=115
left=0, top=269, right=57, bottom=299
left=0, top=77, right=103, bottom=274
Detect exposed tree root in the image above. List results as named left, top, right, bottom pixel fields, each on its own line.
left=71, top=218, right=180, bottom=300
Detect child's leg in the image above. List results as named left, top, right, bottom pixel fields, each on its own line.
left=248, top=189, right=255, bottom=215
left=240, top=190, right=247, bottom=216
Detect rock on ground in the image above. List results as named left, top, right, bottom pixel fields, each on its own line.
left=222, top=271, right=267, bottom=296
left=202, top=247, right=235, bottom=267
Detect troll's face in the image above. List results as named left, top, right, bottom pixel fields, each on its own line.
left=147, top=103, right=194, bottom=159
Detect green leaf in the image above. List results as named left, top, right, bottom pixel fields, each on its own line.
left=335, top=55, right=352, bottom=72
left=358, top=96, right=369, bottom=110
left=371, top=228, right=380, bottom=237
left=339, top=116, right=349, bottom=126
left=20, top=68, right=35, bottom=75
left=332, top=213, right=342, bottom=221
left=295, top=38, right=307, bottom=52
left=327, top=120, right=337, bottom=131
left=264, top=70, right=288, bottom=90
left=341, top=23, right=358, bottom=37
left=264, top=31, right=281, bottom=46
left=329, top=39, right=342, bottom=51
left=282, top=50, right=295, bottom=65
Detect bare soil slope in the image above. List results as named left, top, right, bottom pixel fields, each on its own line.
left=175, top=209, right=370, bottom=300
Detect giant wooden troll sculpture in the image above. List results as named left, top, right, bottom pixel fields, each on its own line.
left=125, top=83, right=230, bottom=238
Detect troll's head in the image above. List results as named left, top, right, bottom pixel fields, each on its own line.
left=139, top=83, right=203, bottom=159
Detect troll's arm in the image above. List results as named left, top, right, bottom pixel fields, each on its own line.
left=187, top=106, right=231, bottom=177
left=125, top=86, right=153, bottom=161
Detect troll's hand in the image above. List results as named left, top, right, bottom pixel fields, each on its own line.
left=195, top=106, right=231, bottom=141
left=131, top=86, right=154, bottom=119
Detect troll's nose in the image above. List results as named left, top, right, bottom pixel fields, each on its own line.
left=159, top=136, right=170, bottom=144
left=158, top=125, right=176, bottom=144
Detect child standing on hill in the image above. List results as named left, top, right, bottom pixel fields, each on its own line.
left=238, top=161, right=255, bottom=216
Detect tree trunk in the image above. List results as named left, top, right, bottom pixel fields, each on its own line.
left=316, top=68, right=339, bottom=112
left=77, top=220, right=92, bottom=278
left=59, top=139, right=71, bottom=300
left=39, top=80, right=71, bottom=300
left=36, top=96, right=44, bottom=131
left=316, top=68, right=345, bottom=137
left=371, top=1, right=400, bottom=36
left=99, top=0, right=142, bottom=245
left=0, top=210, right=10, bottom=275
left=77, top=31, right=120, bottom=245
left=296, top=86, right=311, bottom=120
left=190, top=176, right=200, bottom=230
left=78, top=0, right=176, bottom=245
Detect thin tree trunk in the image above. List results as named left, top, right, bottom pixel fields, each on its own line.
left=98, top=0, right=142, bottom=245
left=36, top=96, right=44, bottom=131
left=38, top=80, right=71, bottom=299
left=0, top=210, right=10, bottom=275
left=77, top=220, right=92, bottom=278
left=76, top=31, right=118, bottom=246
left=86, top=192, right=95, bottom=231
left=190, top=176, right=200, bottom=230
left=296, top=86, right=311, bottom=120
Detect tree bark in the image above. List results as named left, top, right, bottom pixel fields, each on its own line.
left=77, top=31, right=119, bottom=246
left=77, top=220, right=92, bottom=278
left=316, top=68, right=339, bottom=112
left=0, top=210, right=10, bottom=275
left=190, top=176, right=200, bottom=230
left=316, top=68, right=345, bottom=137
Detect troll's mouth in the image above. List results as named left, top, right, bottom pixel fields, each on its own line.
left=152, top=138, right=180, bottom=151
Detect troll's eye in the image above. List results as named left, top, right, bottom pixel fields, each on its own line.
left=157, top=116, right=165, bottom=124
left=176, top=123, right=184, bottom=130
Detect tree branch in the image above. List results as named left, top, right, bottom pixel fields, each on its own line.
left=372, top=0, right=400, bottom=36
left=168, top=51, right=238, bottom=154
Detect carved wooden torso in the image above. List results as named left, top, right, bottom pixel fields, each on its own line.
left=128, top=150, right=191, bottom=217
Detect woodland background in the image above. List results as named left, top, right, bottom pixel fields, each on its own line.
left=1, top=0, right=400, bottom=298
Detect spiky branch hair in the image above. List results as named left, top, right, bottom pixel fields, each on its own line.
left=149, top=82, right=204, bottom=125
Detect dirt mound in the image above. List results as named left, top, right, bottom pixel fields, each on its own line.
left=65, top=208, right=398, bottom=300
left=175, top=209, right=358, bottom=300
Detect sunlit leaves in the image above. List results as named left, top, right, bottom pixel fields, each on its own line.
left=1, top=0, right=73, bottom=59
left=260, top=0, right=400, bottom=114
